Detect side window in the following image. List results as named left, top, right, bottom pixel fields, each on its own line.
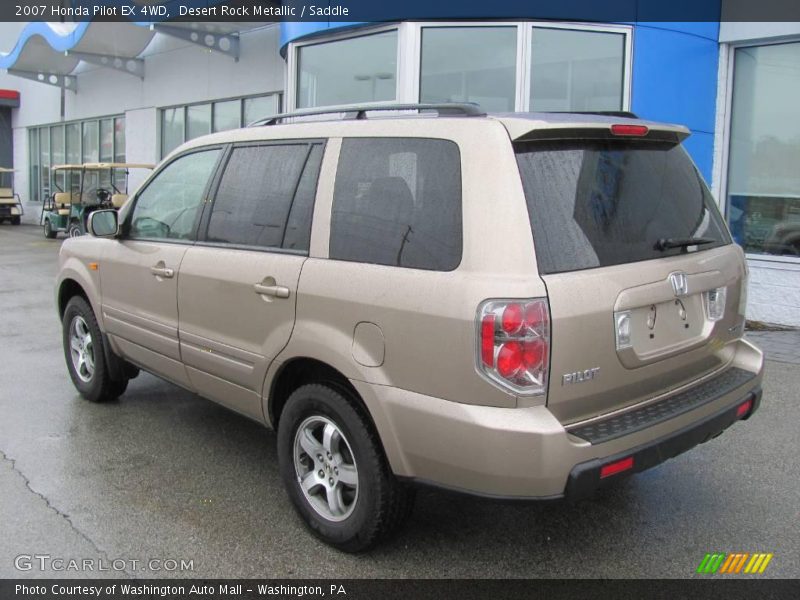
left=129, top=149, right=221, bottom=240
left=206, top=142, right=323, bottom=251
left=330, top=138, right=462, bottom=270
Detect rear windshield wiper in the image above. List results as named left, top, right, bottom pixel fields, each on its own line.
left=654, top=237, right=717, bottom=252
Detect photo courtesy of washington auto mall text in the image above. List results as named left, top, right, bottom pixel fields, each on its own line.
left=13, top=583, right=346, bottom=598
left=1, top=0, right=800, bottom=598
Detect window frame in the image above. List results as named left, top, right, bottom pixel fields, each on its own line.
left=286, top=21, right=632, bottom=112
left=287, top=24, right=403, bottom=111
left=122, top=145, right=227, bottom=245
left=194, top=138, right=328, bottom=256
left=715, top=37, right=800, bottom=266
left=523, top=22, right=632, bottom=112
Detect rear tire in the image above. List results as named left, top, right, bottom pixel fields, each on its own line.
left=44, top=219, right=57, bottom=239
left=277, top=383, right=414, bottom=552
left=11, top=216, right=20, bottom=225
left=68, top=223, right=83, bottom=238
left=62, top=296, right=128, bottom=403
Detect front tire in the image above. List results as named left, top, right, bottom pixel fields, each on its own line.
left=44, top=219, right=57, bottom=238
left=62, top=296, right=127, bottom=403
left=277, top=383, right=414, bottom=552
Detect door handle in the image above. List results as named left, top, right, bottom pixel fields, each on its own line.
left=150, top=265, right=174, bottom=279
left=254, top=282, right=290, bottom=299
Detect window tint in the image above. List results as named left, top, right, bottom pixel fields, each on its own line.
left=330, top=138, right=462, bottom=270
left=129, top=149, right=221, bottom=241
left=515, top=140, right=731, bottom=274
left=206, top=143, right=323, bottom=251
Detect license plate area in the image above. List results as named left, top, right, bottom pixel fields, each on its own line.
left=617, top=295, right=710, bottom=367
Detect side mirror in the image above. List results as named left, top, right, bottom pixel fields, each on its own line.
left=88, top=209, right=119, bottom=238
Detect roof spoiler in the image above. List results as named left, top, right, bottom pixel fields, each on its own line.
left=514, top=124, right=690, bottom=144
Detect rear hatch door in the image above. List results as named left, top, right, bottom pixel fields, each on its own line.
left=512, top=122, right=746, bottom=424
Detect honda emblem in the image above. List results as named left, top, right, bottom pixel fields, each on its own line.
left=669, top=272, right=689, bottom=296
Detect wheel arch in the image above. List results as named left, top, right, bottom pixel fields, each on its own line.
left=267, top=357, right=365, bottom=429
left=58, top=278, right=90, bottom=318
left=55, top=265, right=103, bottom=331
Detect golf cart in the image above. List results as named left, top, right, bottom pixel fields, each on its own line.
left=0, top=168, right=23, bottom=225
left=40, top=162, right=154, bottom=238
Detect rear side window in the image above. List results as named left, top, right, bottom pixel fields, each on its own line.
left=206, top=142, right=323, bottom=251
left=515, top=140, right=731, bottom=274
left=330, top=138, right=462, bottom=270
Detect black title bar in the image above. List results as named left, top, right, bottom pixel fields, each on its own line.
left=3, top=0, right=800, bottom=22
left=2, top=579, right=800, bottom=600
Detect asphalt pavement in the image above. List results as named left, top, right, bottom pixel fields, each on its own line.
left=0, top=223, right=798, bottom=579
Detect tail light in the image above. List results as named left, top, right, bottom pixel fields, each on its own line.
left=705, top=287, right=727, bottom=321
left=477, top=298, right=550, bottom=395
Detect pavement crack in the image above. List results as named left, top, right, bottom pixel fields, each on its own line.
left=0, top=448, right=135, bottom=578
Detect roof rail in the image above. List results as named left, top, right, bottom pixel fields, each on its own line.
left=249, top=102, right=486, bottom=127
left=549, top=110, right=640, bottom=119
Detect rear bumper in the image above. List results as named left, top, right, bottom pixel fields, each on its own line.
left=565, top=385, right=760, bottom=501
left=352, top=337, right=764, bottom=499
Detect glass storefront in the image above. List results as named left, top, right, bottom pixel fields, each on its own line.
left=297, top=31, right=398, bottom=108
left=727, top=41, right=800, bottom=257
left=530, top=27, right=625, bottom=111
left=29, top=115, right=125, bottom=203
left=290, top=23, right=629, bottom=113
left=160, top=93, right=281, bottom=157
left=420, top=27, right=517, bottom=112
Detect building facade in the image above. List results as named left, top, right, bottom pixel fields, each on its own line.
left=0, top=17, right=798, bottom=326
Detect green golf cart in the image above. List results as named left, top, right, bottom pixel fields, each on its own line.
left=40, top=162, right=154, bottom=239
left=0, top=168, right=23, bottom=225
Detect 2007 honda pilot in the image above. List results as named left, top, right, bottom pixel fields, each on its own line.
left=55, top=104, right=764, bottom=551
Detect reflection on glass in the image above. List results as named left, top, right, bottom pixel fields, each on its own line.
left=161, top=107, right=185, bottom=157
left=244, top=95, right=279, bottom=125
left=420, top=27, right=517, bottom=112
left=99, top=119, right=114, bottom=189
left=530, top=27, right=624, bottom=112
left=727, top=42, right=800, bottom=257
left=29, top=130, right=40, bottom=203
left=100, top=119, right=114, bottom=162
left=114, top=118, right=125, bottom=162
left=65, top=123, right=80, bottom=166
left=51, top=126, right=65, bottom=191
left=213, top=100, right=240, bottom=132
left=82, top=121, right=99, bottom=163
left=187, top=104, right=212, bottom=140
left=297, top=31, right=397, bottom=108
left=40, top=128, right=50, bottom=200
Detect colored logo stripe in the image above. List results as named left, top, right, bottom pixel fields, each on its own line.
left=697, top=553, right=726, bottom=574
left=697, top=553, right=773, bottom=574
left=745, top=553, right=773, bottom=574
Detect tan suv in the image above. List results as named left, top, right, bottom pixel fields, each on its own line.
left=55, top=104, right=764, bottom=551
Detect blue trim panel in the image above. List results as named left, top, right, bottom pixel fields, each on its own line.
left=631, top=23, right=720, bottom=181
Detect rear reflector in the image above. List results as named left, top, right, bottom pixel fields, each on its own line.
left=611, top=124, right=649, bottom=137
left=600, top=456, right=634, bottom=479
left=737, top=398, right=753, bottom=418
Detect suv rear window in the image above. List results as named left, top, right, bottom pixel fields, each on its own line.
left=330, top=138, right=462, bottom=271
left=515, top=139, right=731, bottom=274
